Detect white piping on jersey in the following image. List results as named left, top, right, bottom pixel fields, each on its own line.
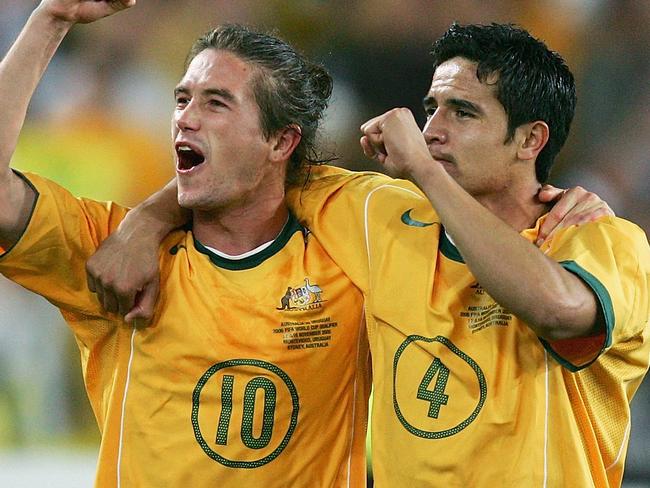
left=606, top=419, right=630, bottom=470
left=360, top=184, right=431, bottom=484
left=363, top=184, right=426, bottom=268
left=202, top=215, right=290, bottom=259
left=117, top=327, right=137, bottom=488
left=543, top=349, right=550, bottom=488
left=444, top=230, right=456, bottom=246
left=203, top=239, right=275, bottom=259
left=345, top=308, right=367, bottom=487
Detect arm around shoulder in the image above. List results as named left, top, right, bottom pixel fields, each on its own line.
left=86, top=178, right=189, bottom=323
left=537, top=217, right=650, bottom=368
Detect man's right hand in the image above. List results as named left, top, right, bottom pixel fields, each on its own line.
left=86, top=213, right=162, bottom=326
left=38, top=0, right=135, bottom=25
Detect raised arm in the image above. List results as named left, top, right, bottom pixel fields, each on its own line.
left=360, top=108, right=602, bottom=341
left=0, top=0, right=135, bottom=249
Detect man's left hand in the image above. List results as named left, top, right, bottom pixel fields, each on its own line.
left=537, top=185, right=614, bottom=246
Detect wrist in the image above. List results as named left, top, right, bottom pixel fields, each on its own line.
left=31, top=5, right=76, bottom=34
left=121, top=206, right=171, bottom=243
left=407, top=154, right=440, bottom=186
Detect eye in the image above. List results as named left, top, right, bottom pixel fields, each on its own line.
left=424, top=106, right=437, bottom=117
left=175, top=96, right=189, bottom=107
left=209, top=99, right=227, bottom=108
left=455, top=109, right=473, bottom=118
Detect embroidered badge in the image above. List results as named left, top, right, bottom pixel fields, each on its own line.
left=276, top=277, right=324, bottom=312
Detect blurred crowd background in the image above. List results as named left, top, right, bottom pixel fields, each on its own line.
left=0, top=0, right=649, bottom=485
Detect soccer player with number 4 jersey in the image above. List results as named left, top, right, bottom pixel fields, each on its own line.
left=288, top=24, right=648, bottom=486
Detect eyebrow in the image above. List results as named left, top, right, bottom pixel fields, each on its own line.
left=174, top=86, right=236, bottom=103
left=422, top=96, right=484, bottom=115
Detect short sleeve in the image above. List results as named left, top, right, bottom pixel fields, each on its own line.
left=0, top=172, right=129, bottom=316
left=538, top=217, right=650, bottom=370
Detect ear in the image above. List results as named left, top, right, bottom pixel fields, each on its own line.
left=516, top=121, right=549, bottom=162
left=269, top=124, right=302, bottom=164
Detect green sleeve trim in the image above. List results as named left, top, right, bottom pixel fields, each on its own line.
left=193, top=212, right=304, bottom=270
left=539, top=260, right=614, bottom=372
left=0, top=171, right=40, bottom=259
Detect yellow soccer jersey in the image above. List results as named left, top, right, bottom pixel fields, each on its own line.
left=0, top=172, right=371, bottom=488
left=289, top=165, right=650, bottom=488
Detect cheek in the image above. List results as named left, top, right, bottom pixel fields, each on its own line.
left=207, top=134, right=268, bottom=175
left=471, top=133, right=507, bottom=158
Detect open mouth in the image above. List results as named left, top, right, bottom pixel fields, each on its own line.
left=176, top=144, right=205, bottom=171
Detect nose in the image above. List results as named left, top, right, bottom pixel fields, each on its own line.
left=422, top=112, right=447, bottom=146
left=175, top=101, right=200, bottom=132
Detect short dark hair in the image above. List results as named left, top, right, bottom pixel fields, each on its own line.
left=186, top=24, right=333, bottom=184
left=431, top=23, right=576, bottom=182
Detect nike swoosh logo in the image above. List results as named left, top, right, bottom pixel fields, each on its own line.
left=401, top=209, right=434, bottom=227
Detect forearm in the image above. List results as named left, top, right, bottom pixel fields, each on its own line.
left=0, top=8, right=72, bottom=169
left=120, top=178, right=189, bottom=241
left=411, top=162, right=599, bottom=340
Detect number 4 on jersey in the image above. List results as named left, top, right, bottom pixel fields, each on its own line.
left=417, top=357, right=450, bottom=418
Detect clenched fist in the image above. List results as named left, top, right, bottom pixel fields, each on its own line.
left=37, top=0, right=135, bottom=25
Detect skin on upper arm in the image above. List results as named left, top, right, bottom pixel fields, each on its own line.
left=0, top=171, right=37, bottom=250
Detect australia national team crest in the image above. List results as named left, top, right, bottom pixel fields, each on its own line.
left=276, top=277, right=324, bottom=312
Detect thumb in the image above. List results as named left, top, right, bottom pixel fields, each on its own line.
left=125, top=278, right=160, bottom=327
left=538, top=184, right=564, bottom=203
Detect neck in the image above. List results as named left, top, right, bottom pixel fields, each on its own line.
left=192, top=195, right=289, bottom=255
left=476, top=180, right=549, bottom=232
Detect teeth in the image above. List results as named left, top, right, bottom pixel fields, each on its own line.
left=178, top=145, right=192, bottom=152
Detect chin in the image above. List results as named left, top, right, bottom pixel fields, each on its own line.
left=180, top=194, right=225, bottom=213
left=177, top=191, right=200, bottom=210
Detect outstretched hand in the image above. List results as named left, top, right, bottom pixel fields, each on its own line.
left=38, top=0, right=135, bottom=25
left=536, top=185, right=614, bottom=246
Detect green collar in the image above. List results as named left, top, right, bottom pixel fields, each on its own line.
left=194, top=213, right=304, bottom=270
left=439, top=227, right=465, bottom=263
